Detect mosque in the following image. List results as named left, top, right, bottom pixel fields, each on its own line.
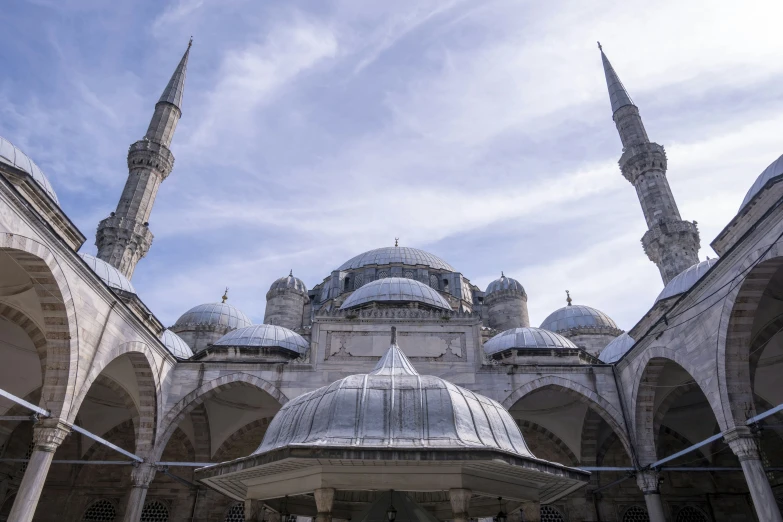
left=0, top=39, right=782, bottom=522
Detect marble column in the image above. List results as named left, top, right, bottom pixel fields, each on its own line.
left=449, top=488, right=471, bottom=522
left=636, top=470, right=666, bottom=522
left=314, top=488, right=335, bottom=522
left=520, top=501, right=540, bottom=522
left=244, top=499, right=264, bottom=522
left=7, top=418, right=69, bottom=522
left=724, top=426, right=783, bottom=522
left=122, top=462, right=156, bottom=522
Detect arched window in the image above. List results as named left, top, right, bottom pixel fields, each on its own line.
left=224, top=502, right=245, bottom=522
left=622, top=506, right=650, bottom=522
left=140, top=500, right=169, bottom=522
left=377, top=270, right=389, bottom=279
left=429, top=275, right=438, bottom=288
left=354, top=274, right=364, bottom=289
left=541, top=505, right=566, bottom=521
left=404, top=270, right=414, bottom=279
left=675, top=506, right=709, bottom=522
left=344, top=277, right=352, bottom=291
left=82, top=499, right=117, bottom=521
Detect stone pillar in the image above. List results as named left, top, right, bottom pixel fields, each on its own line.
left=123, top=462, right=156, bottom=522
left=520, top=501, right=540, bottom=522
left=724, top=426, right=783, bottom=522
left=636, top=470, right=666, bottom=522
left=6, top=418, right=69, bottom=522
left=448, top=488, right=471, bottom=522
left=244, top=499, right=264, bottom=522
left=314, top=488, right=335, bottom=522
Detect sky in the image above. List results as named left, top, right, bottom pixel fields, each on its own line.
left=1, top=0, right=783, bottom=330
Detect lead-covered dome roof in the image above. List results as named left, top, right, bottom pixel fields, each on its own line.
left=214, top=324, right=308, bottom=355
left=268, top=271, right=307, bottom=295
left=338, top=247, right=456, bottom=272
left=256, top=331, right=533, bottom=456
left=174, top=302, right=252, bottom=330
left=485, top=272, right=526, bottom=297
left=740, top=153, right=783, bottom=211
left=656, top=258, right=718, bottom=303
left=598, top=333, right=635, bottom=363
left=0, top=136, right=59, bottom=204
left=340, top=277, right=451, bottom=310
left=79, top=253, right=136, bottom=294
left=484, top=327, right=577, bottom=355
left=540, top=304, right=619, bottom=334
left=160, top=329, right=193, bottom=358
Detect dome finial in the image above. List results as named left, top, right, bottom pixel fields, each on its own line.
left=597, top=41, right=602, bottom=51
left=501, top=271, right=505, bottom=277
left=289, top=269, right=293, bottom=277
left=394, top=237, right=399, bottom=247
left=566, top=290, right=572, bottom=306
left=391, top=325, right=397, bottom=345
left=222, top=287, right=229, bottom=303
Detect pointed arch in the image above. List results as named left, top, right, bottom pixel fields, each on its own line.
left=516, top=419, right=579, bottom=466
left=212, top=416, right=276, bottom=462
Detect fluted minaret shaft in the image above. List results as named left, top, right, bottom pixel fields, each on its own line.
left=600, top=45, right=699, bottom=284
left=96, top=41, right=190, bottom=279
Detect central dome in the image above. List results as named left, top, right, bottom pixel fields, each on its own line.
left=338, top=247, right=456, bottom=272
left=340, top=277, right=452, bottom=310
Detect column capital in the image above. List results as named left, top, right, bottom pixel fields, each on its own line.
left=636, top=469, right=661, bottom=494
left=130, top=461, right=157, bottom=488
left=32, top=418, right=70, bottom=452
left=723, top=425, right=760, bottom=462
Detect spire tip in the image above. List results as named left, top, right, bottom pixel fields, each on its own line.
left=188, top=36, right=193, bottom=49
left=222, top=287, right=229, bottom=303
left=597, top=41, right=602, bottom=51
left=566, top=290, right=572, bottom=306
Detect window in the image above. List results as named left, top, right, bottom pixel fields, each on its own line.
left=19, top=440, right=34, bottom=473
left=354, top=274, right=364, bottom=288
left=224, top=503, right=245, bottom=522
left=541, top=505, right=565, bottom=522
left=344, top=277, right=351, bottom=291
left=404, top=270, right=414, bottom=279
left=377, top=270, right=389, bottom=279
left=140, top=500, right=169, bottom=522
left=82, top=499, right=117, bottom=522
left=675, top=507, right=709, bottom=522
left=429, top=275, right=438, bottom=288
left=622, top=506, right=649, bottom=522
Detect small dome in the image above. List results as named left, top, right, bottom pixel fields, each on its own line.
left=268, top=271, right=307, bottom=294
left=485, top=273, right=526, bottom=297
left=79, top=253, right=135, bottom=294
left=740, top=153, right=783, bottom=211
left=174, top=302, right=252, bottom=330
left=656, top=258, right=718, bottom=302
left=160, top=329, right=193, bottom=358
left=540, top=304, right=618, bottom=334
left=338, top=246, right=456, bottom=272
left=256, top=332, right=533, bottom=456
left=214, top=324, right=308, bottom=355
left=484, top=327, right=577, bottom=356
left=0, top=136, right=59, bottom=204
left=340, top=277, right=451, bottom=310
left=598, top=333, right=635, bottom=363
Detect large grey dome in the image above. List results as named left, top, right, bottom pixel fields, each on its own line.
left=740, top=153, right=783, bottom=211
left=255, top=332, right=533, bottom=456
left=340, top=277, right=451, bottom=310
left=485, top=273, right=526, bottom=297
left=656, top=258, right=718, bottom=303
left=160, top=329, right=193, bottom=359
left=214, top=324, right=308, bottom=355
left=598, top=333, right=635, bottom=363
left=268, top=271, right=307, bottom=295
left=540, top=304, right=619, bottom=334
left=174, top=302, right=252, bottom=330
left=0, top=136, right=59, bottom=204
left=338, top=247, right=456, bottom=272
left=484, top=327, right=577, bottom=356
left=79, top=253, right=136, bottom=294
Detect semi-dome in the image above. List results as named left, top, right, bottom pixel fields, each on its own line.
left=0, top=136, right=59, bottom=203
left=484, top=326, right=577, bottom=356
left=740, top=153, right=783, bottom=211
left=268, top=271, right=307, bottom=295
left=214, top=324, right=308, bottom=355
left=79, top=253, right=136, bottom=294
left=540, top=303, right=619, bottom=334
left=485, top=272, right=526, bottom=297
left=338, top=246, right=456, bottom=272
left=656, top=258, right=718, bottom=303
left=160, top=329, right=193, bottom=358
left=598, top=333, right=635, bottom=363
left=256, top=329, right=533, bottom=455
left=340, top=277, right=451, bottom=310
left=174, top=302, right=252, bottom=330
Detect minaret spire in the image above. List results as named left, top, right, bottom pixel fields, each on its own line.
left=599, top=45, right=700, bottom=285
left=96, top=41, right=192, bottom=279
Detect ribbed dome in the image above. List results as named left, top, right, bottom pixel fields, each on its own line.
left=160, top=329, right=193, bottom=359
left=338, top=247, right=456, bottom=272
left=540, top=304, right=618, bottom=334
left=174, top=302, right=252, bottom=330
left=214, top=324, right=308, bottom=355
left=484, top=327, right=577, bottom=356
left=256, top=332, right=533, bottom=456
left=485, top=273, right=526, bottom=297
left=656, top=258, right=718, bottom=303
left=79, top=253, right=135, bottom=294
left=0, top=136, right=59, bottom=204
left=340, top=277, right=451, bottom=310
left=268, top=271, right=307, bottom=295
left=740, top=153, right=783, bottom=211
left=598, top=333, right=635, bottom=363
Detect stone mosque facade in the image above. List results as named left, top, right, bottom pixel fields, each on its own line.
left=0, top=39, right=782, bottom=522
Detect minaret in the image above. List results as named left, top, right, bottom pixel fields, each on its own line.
left=96, top=40, right=191, bottom=279
left=599, top=43, right=699, bottom=284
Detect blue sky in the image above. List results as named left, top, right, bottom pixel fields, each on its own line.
left=2, top=0, right=783, bottom=329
